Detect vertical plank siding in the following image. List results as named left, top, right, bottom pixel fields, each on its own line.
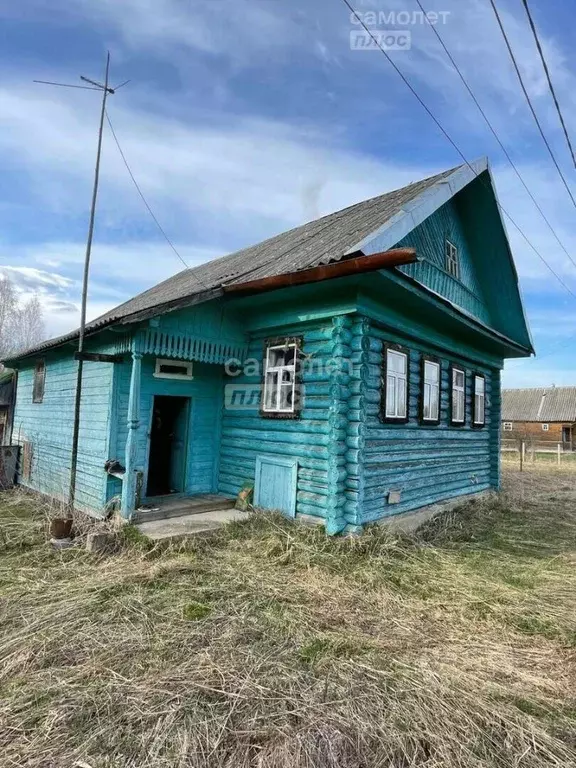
left=12, top=356, right=115, bottom=515
left=396, top=198, right=492, bottom=326
left=112, top=357, right=223, bottom=500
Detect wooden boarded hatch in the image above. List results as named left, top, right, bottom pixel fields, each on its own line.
left=254, top=455, right=297, bottom=518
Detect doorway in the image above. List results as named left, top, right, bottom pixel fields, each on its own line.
left=146, top=395, right=190, bottom=497
left=562, top=426, right=572, bottom=450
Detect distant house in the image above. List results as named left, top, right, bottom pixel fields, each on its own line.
left=0, top=369, right=15, bottom=446
left=3, top=159, right=533, bottom=534
left=502, top=387, right=576, bottom=450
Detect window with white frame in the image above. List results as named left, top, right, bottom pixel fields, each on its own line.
left=542, top=423, right=549, bottom=431
left=503, top=422, right=513, bottom=431
left=154, top=359, right=193, bottom=380
left=473, top=374, right=486, bottom=426
left=445, top=240, right=459, bottom=279
left=451, top=367, right=465, bottom=424
left=383, top=347, right=408, bottom=420
left=262, top=340, right=300, bottom=416
left=422, top=359, right=440, bottom=422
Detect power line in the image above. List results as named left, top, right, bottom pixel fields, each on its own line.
left=104, top=111, right=190, bottom=270
left=338, top=0, right=576, bottom=302
left=520, top=0, right=576, bottom=170
left=488, top=0, right=576, bottom=211
left=413, top=0, right=576, bottom=273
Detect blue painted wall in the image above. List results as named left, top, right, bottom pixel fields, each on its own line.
left=112, top=356, right=223, bottom=501
left=12, top=353, right=115, bottom=515
left=349, top=317, right=500, bottom=525
left=396, top=198, right=491, bottom=326
left=218, top=319, right=344, bottom=527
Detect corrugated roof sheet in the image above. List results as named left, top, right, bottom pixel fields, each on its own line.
left=502, top=387, right=576, bottom=422
left=5, top=166, right=459, bottom=361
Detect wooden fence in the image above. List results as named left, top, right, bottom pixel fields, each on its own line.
left=501, top=438, right=576, bottom=469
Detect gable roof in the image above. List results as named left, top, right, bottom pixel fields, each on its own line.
left=502, top=387, right=576, bottom=422
left=5, top=158, right=531, bottom=362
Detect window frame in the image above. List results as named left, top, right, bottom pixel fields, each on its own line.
left=380, top=343, right=410, bottom=424
left=542, top=423, right=549, bottom=432
left=445, top=239, right=459, bottom=279
left=472, top=373, right=486, bottom=428
left=32, top=359, right=46, bottom=404
left=153, top=358, right=194, bottom=380
left=503, top=422, right=513, bottom=431
left=450, top=364, right=466, bottom=426
left=261, top=336, right=302, bottom=420
left=420, top=355, right=441, bottom=425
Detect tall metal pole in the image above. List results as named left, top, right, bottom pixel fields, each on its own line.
left=68, top=53, right=112, bottom=513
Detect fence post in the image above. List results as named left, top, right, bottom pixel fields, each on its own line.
left=558, top=443, right=561, bottom=466
left=520, top=441, right=525, bottom=472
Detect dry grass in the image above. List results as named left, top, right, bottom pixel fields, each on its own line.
left=0, top=467, right=575, bottom=767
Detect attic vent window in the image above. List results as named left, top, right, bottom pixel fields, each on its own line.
left=154, top=359, right=193, bottom=380
left=445, top=240, right=459, bottom=279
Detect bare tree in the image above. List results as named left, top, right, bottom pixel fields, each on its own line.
left=0, top=275, right=45, bottom=360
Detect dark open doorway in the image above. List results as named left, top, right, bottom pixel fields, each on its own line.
left=146, top=395, right=190, bottom=497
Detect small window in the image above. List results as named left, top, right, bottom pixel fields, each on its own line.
left=503, top=422, right=513, bottom=431
left=154, top=359, right=193, bottom=380
left=422, top=358, right=440, bottom=422
left=542, top=423, right=549, bottom=431
left=473, top=374, right=486, bottom=426
left=32, top=360, right=45, bottom=403
left=451, top=366, right=465, bottom=424
left=382, top=347, right=409, bottom=421
left=445, top=240, right=459, bottom=279
left=262, top=339, right=300, bottom=417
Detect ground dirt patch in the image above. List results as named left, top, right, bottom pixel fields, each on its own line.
left=0, top=468, right=575, bottom=767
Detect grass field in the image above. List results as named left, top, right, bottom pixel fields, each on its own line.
left=1, top=467, right=575, bottom=767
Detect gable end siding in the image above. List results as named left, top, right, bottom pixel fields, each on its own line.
left=395, top=198, right=491, bottom=326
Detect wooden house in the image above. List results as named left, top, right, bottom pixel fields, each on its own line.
left=3, top=159, right=533, bottom=534
left=502, top=387, right=576, bottom=451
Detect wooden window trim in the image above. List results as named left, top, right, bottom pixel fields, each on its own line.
left=503, top=422, right=513, bottom=431
left=153, top=358, right=194, bottom=380
left=450, top=364, right=466, bottom=426
left=380, top=343, right=410, bottom=424
left=472, top=372, right=486, bottom=428
left=260, top=336, right=303, bottom=420
left=420, top=355, right=441, bottom=425
left=32, top=360, right=45, bottom=404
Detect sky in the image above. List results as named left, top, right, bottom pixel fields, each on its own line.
left=1, top=0, right=576, bottom=387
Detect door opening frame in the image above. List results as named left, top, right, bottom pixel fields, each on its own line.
left=144, top=394, right=191, bottom=499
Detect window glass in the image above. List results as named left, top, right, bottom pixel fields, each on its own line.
left=423, top=360, right=440, bottom=421
left=263, top=341, right=299, bottom=415
left=452, top=367, right=465, bottom=423
left=384, top=349, right=408, bottom=419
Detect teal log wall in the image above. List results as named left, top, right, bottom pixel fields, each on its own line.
left=112, top=356, right=224, bottom=502
left=12, top=354, right=115, bottom=515
left=353, top=316, right=500, bottom=523
left=217, top=317, right=360, bottom=534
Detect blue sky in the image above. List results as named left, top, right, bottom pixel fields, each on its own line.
left=1, top=0, right=576, bottom=386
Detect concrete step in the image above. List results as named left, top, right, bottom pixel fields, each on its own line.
left=133, top=495, right=236, bottom=524
left=136, top=508, right=251, bottom=541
